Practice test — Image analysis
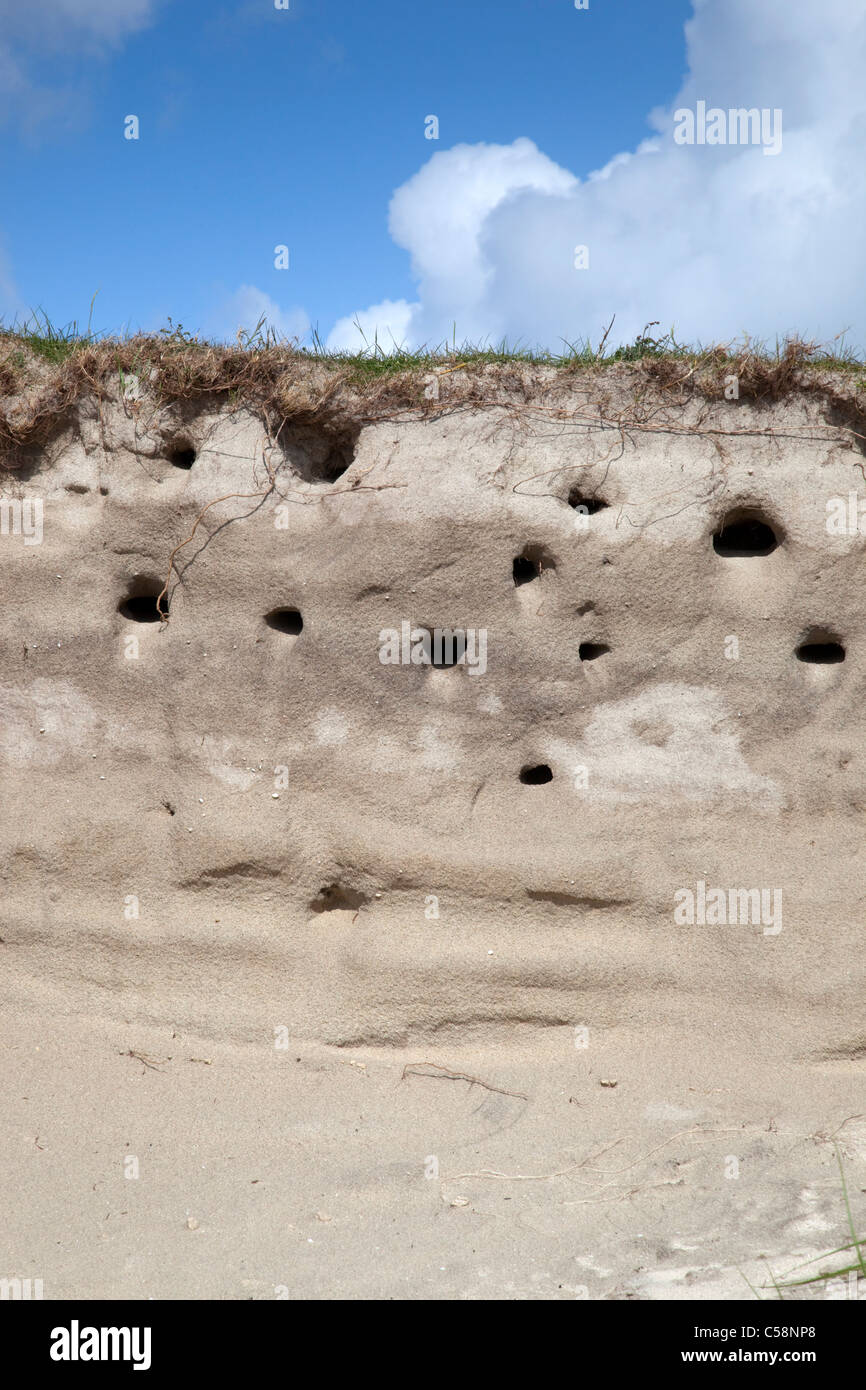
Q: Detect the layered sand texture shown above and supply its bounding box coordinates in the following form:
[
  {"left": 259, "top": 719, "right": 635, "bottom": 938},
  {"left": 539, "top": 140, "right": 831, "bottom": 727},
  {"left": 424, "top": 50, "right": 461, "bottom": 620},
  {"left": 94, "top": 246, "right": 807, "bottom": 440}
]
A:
[{"left": 2, "top": 355, "right": 865, "bottom": 1299}]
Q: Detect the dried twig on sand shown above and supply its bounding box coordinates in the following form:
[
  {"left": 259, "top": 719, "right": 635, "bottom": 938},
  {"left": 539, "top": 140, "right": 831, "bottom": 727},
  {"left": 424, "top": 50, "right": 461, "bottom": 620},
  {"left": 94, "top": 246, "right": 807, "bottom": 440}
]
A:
[{"left": 401, "top": 1061, "right": 528, "bottom": 1101}]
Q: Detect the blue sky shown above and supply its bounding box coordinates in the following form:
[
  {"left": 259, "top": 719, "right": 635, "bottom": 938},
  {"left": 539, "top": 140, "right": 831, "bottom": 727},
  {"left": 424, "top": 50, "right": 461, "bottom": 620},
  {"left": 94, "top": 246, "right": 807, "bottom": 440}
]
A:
[{"left": 1, "top": 0, "right": 864, "bottom": 352}]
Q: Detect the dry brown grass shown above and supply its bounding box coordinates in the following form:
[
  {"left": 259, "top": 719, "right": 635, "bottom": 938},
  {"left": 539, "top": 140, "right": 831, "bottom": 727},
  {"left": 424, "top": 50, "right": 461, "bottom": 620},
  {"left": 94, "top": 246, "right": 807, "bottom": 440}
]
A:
[{"left": 0, "top": 332, "right": 863, "bottom": 466}]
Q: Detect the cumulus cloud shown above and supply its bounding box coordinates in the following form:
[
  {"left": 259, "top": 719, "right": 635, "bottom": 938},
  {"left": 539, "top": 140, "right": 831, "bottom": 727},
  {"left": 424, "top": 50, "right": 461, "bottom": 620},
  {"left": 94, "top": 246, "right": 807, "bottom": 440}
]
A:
[
  {"left": 0, "top": 0, "right": 157, "bottom": 50},
  {"left": 0, "top": 0, "right": 160, "bottom": 302},
  {"left": 327, "top": 299, "right": 415, "bottom": 353},
  {"left": 332, "top": 0, "right": 866, "bottom": 353},
  {"left": 209, "top": 285, "right": 311, "bottom": 344},
  {"left": 0, "top": 0, "right": 158, "bottom": 133}
]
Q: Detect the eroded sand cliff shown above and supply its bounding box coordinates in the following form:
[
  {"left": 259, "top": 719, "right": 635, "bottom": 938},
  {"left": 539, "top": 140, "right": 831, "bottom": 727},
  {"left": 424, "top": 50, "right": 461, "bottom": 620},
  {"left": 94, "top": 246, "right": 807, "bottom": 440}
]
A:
[{"left": 2, "top": 347, "right": 866, "bottom": 1298}]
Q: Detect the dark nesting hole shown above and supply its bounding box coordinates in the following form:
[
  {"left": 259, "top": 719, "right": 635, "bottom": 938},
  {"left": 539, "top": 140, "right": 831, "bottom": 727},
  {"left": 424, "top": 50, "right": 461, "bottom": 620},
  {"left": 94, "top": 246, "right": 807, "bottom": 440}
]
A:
[
  {"left": 0, "top": 443, "right": 42, "bottom": 480},
  {"left": 825, "top": 400, "right": 866, "bottom": 459},
  {"left": 513, "top": 555, "right": 538, "bottom": 586},
  {"left": 169, "top": 442, "right": 196, "bottom": 470},
  {"left": 424, "top": 627, "right": 465, "bottom": 668},
  {"left": 310, "top": 884, "right": 368, "bottom": 913},
  {"left": 118, "top": 581, "right": 165, "bottom": 623},
  {"left": 579, "top": 642, "right": 610, "bottom": 661},
  {"left": 796, "top": 633, "right": 845, "bottom": 664},
  {"left": 513, "top": 544, "right": 556, "bottom": 587},
  {"left": 520, "top": 764, "right": 553, "bottom": 785},
  {"left": 567, "top": 486, "right": 608, "bottom": 513},
  {"left": 315, "top": 446, "right": 353, "bottom": 484},
  {"left": 712, "top": 512, "right": 780, "bottom": 556},
  {"left": 290, "top": 424, "right": 361, "bottom": 484},
  {"left": 265, "top": 607, "right": 303, "bottom": 635}
]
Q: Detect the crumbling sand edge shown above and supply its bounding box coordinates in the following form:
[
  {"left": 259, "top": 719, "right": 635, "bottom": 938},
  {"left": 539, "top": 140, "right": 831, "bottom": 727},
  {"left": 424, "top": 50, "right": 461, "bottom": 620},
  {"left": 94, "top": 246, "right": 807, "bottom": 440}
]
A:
[{"left": 0, "top": 334, "right": 864, "bottom": 463}]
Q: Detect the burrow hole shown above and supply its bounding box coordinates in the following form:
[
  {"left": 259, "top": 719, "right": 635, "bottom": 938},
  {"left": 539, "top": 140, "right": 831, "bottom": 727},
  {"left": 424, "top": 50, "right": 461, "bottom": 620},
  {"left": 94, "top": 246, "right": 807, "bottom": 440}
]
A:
[
  {"left": 796, "top": 629, "right": 845, "bottom": 664},
  {"left": 579, "top": 641, "right": 610, "bottom": 661},
  {"left": 712, "top": 509, "right": 780, "bottom": 557},
  {"left": 417, "top": 626, "right": 465, "bottom": 668},
  {"left": 118, "top": 579, "right": 166, "bottom": 623},
  {"left": 265, "top": 608, "right": 303, "bottom": 635},
  {"left": 289, "top": 424, "right": 361, "bottom": 484},
  {"left": 432, "top": 638, "right": 463, "bottom": 669},
  {"left": 314, "top": 448, "right": 353, "bottom": 484},
  {"left": 310, "top": 884, "right": 368, "bottom": 913},
  {"left": 168, "top": 439, "right": 197, "bottom": 470},
  {"left": 567, "top": 486, "right": 608, "bottom": 514},
  {"left": 513, "top": 544, "right": 556, "bottom": 586},
  {"left": 520, "top": 764, "right": 553, "bottom": 785}
]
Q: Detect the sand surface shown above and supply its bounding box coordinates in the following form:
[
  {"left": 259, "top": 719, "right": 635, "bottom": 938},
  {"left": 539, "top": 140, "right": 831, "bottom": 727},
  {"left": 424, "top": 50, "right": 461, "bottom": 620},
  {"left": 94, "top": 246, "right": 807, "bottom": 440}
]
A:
[
  {"left": 3, "top": 362, "right": 866, "bottom": 1299},
  {"left": 4, "top": 1010, "right": 865, "bottom": 1300}
]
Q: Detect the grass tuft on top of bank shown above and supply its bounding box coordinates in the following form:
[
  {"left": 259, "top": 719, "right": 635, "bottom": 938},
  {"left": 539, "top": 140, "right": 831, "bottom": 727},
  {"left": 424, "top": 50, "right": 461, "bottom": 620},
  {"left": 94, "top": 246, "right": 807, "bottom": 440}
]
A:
[{"left": 1, "top": 310, "right": 864, "bottom": 457}]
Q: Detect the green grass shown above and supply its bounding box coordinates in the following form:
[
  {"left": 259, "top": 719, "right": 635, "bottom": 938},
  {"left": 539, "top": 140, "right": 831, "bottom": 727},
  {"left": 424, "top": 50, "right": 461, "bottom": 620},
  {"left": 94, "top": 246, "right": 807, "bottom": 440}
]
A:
[
  {"left": 749, "top": 1147, "right": 866, "bottom": 1299},
  {"left": 4, "top": 295, "right": 103, "bottom": 364},
  {"left": 2, "top": 307, "right": 864, "bottom": 379},
  {"left": 774, "top": 1148, "right": 866, "bottom": 1294}
]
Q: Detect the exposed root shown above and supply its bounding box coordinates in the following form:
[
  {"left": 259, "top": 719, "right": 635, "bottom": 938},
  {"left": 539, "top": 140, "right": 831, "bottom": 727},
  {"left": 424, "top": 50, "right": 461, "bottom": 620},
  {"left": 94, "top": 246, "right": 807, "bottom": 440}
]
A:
[
  {"left": 401, "top": 1060, "right": 529, "bottom": 1101},
  {"left": 1, "top": 334, "right": 863, "bottom": 469}
]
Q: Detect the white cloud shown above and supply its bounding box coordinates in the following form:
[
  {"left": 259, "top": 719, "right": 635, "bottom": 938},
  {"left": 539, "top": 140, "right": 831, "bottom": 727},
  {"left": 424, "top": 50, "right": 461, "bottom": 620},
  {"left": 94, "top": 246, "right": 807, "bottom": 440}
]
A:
[
  {"left": 329, "top": 139, "right": 576, "bottom": 352},
  {"left": 326, "top": 299, "right": 416, "bottom": 353},
  {"left": 210, "top": 285, "right": 311, "bottom": 344},
  {"left": 0, "top": 0, "right": 159, "bottom": 134},
  {"left": 332, "top": 0, "right": 866, "bottom": 353},
  {"left": 0, "top": 0, "right": 157, "bottom": 49},
  {"left": 0, "top": 0, "right": 160, "bottom": 300}
]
